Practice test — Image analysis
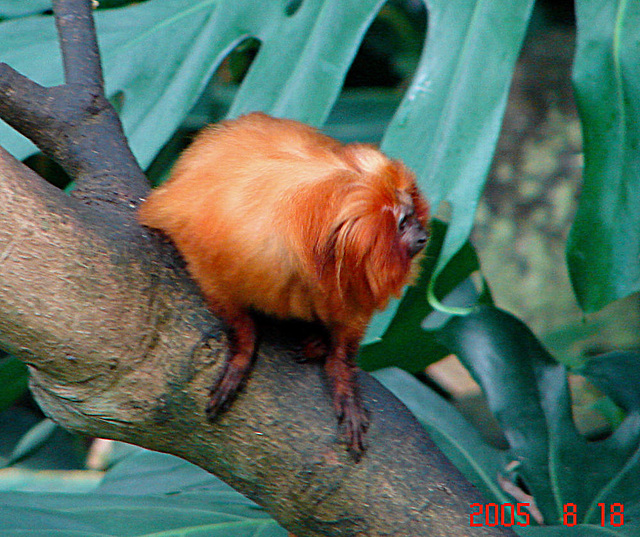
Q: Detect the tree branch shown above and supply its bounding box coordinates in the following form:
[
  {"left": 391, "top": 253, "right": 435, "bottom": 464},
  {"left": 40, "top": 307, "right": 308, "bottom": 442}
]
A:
[
  {"left": 0, "top": 1, "right": 516, "bottom": 536},
  {"left": 53, "top": 0, "right": 104, "bottom": 90},
  {"left": 0, "top": 0, "right": 147, "bottom": 208},
  {"left": 0, "top": 147, "right": 515, "bottom": 536}
]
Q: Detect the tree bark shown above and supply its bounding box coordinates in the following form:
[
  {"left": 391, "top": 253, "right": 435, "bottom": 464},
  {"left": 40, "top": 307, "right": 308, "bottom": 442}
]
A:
[{"left": 0, "top": 1, "right": 516, "bottom": 535}]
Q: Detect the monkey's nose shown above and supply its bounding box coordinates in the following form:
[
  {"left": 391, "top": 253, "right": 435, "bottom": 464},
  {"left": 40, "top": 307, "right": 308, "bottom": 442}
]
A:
[{"left": 410, "top": 227, "right": 429, "bottom": 257}]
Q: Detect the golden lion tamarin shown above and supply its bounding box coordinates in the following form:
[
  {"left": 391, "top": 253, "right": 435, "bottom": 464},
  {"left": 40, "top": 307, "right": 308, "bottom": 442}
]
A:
[{"left": 138, "top": 112, "right": 429, "bottom": 459}]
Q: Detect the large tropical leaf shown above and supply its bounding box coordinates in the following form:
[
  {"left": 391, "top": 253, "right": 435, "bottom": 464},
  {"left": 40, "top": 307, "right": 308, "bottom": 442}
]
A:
[
  {"left": 568, "top": 1, "right": 640, "bottom": 312},
  {"left": 375, "top": 365, "right": 640, "bottom": 535},
  {"left": 0, "top": 355, "right": 27, "bottom": 413},
  {"left": 382, "top": 0, "right": 535, "bottom": 309},
  {"left": 437, "top": 306, "right": 640, "bottom": 532},
  {"left": 0, "top": 449, "right": 287, "bottom": 536},
  {"left": 0, "top": 0, "right": 50, "bottom": 18},
  {"left": 0, "top": 0, "right": 383, "bottom": 168}
]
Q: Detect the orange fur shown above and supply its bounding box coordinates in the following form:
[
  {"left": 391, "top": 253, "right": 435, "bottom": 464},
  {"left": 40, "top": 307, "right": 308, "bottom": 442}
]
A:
[{"left": 138, "top": 112, "right": 429, "bottom": 459}]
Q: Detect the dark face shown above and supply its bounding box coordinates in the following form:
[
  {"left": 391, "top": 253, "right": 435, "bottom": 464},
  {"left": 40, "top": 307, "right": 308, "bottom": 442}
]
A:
[{"left": 398, "top": 206, "right": 428, "bottom": 258}]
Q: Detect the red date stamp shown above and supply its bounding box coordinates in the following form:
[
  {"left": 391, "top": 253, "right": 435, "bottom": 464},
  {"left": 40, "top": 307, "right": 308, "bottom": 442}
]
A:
[
  {"left": 470, "top": 503, "right": 625, "bottom": 527},
  {"left": 470, "top": 503, "right": 530, "bottom": 527}
]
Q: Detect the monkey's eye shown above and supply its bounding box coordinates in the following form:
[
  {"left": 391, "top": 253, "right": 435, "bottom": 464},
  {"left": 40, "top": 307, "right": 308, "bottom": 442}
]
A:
[{"left": 398, "top": 209, "right": 414, "bottom": 231}]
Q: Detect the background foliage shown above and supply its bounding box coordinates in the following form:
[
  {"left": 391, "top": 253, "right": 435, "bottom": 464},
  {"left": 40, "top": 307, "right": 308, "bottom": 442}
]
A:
[{"left": 1, "top": 0, "right": 640, "bottom": 535}]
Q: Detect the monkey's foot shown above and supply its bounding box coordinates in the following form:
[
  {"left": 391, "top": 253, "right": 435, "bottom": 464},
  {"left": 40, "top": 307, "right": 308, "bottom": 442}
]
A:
[
  {"left": 206, "top": 362, "right": 249, "bottom": 418},
  {"left": 336, "top": 393, "right": 370, "bottom": 462}
]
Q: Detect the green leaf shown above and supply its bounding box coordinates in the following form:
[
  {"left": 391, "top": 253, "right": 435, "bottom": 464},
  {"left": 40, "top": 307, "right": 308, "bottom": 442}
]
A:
[
  {"left": 0, "top": 0, "right": 383, "bottom": 168},
  {"left": 0, "top": 355, "right": 28, "bottom": 413},
  {"left": 568, "top": 1, "right": 640, "bottom": 312},
  {"left": 0, "top": 1, "right": 50, "bottom": 19},
  {"left": 381, "top": 0, "right": 535, "bottom": 309},
  {"left": 226, "top": 0, "right": 384, "bottom": 123},
  {"left": 438, "top": 306, "right": 558, "bottom": 522},
  {"left": 3, "top": 419, "right": 57, "bottom": 468},
  {"left": 0, "top": 450, "right": 287, "bottom": 536},
  {"left": 439, "top": 306, "right": 640, "bottom": 527},
  {"left": 580, "top": 351, "right": 640, "bottom": 412},
  {"left": 96, "top": 448, "right": 238, "bottom": 495},
  {"left": 0, "top": 466, "right": 101, "bottom": 494}
]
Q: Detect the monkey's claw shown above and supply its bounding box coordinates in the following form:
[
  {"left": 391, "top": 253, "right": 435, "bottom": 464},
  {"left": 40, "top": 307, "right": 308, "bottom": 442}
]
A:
[
  {"left": 336, "top": 394, "right": 370, "bottom": 461},
  {"left": 206, "top": 363, "right": 248, "bottom": 418}
]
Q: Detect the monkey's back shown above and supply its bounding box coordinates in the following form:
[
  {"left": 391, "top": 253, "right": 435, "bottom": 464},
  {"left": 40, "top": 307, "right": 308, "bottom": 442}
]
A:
[{"left": 138, "top": 113, "right": 356, "bottom": 322}]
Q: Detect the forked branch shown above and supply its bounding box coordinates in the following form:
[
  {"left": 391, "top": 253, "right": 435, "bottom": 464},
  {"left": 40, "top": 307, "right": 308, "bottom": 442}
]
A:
[{"left": 0, "top": 0, "right": 147, "bottom": 206}]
